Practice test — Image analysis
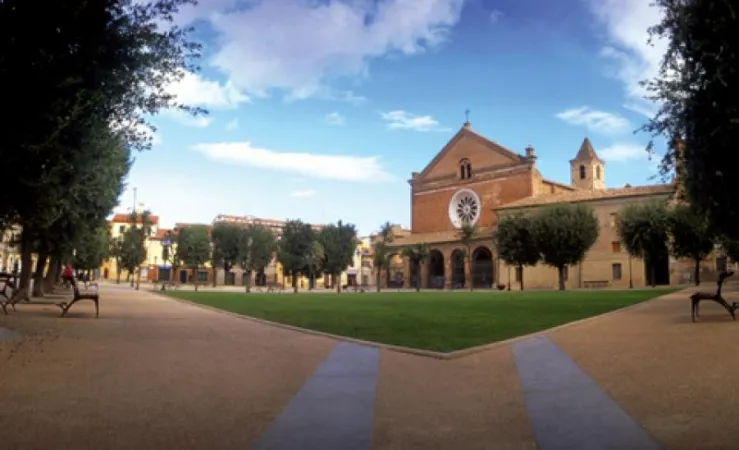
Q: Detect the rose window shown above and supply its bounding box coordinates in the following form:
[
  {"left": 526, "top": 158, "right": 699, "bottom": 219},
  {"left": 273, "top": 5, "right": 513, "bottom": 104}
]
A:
[{"left": 448, "top": 189, "right": 482, "bottom": 228}]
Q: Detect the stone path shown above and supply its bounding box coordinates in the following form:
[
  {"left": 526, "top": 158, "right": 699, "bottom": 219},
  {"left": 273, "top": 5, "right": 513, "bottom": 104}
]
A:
[{"left": 1, "top": 285, "right": 738, "bottom": 449}]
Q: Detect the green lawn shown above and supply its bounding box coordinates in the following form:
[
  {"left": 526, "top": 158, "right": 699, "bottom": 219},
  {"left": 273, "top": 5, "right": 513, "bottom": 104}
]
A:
[{"left": 165, "top": 289, "right": 677, "bottom": 352}]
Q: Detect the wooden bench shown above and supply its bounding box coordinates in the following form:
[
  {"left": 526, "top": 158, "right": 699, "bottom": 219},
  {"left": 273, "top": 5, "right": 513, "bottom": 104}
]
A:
[
  {"left": 583, "top": 280, "right": 610, "bottom": 289},
  {"left": 55, "top": 278, "right": 99, "bottom": 318}
]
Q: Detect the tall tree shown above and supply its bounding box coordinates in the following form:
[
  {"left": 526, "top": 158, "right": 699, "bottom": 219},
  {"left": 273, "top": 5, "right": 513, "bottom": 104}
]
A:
[
  {"left": 617, "top": 201, "right": 671, "bottom": 287},
  {"left": 668, "top": 204, "right": 715, "bottom": 285},
  {"left": 211, "top": 222, "right": 241, "bottom": 287},
  {"left": 494, "top": 213, "right": 540, "bottom": 291},
  {"left": 276, "top": 220, "right": 315, "bottom": 293},
  {"left": 533, "top": 204, "right": 599, "bottom": 291},
  {"left": 73, "top": 224, "right": 110, "bottom": 277},
  {"left": 161, "top": 229, "right": 181, "bottom": 287},
  {"left": 304, "top": 240, "right": 325, "bottom": 290},
  {"left": 642, "top": 0, "right": 739, "bottom": 240},
  {"left": 372, "top": 222, "right": 394, "bottom": 292},
  {"left": 178, "top": 225, "right": 211, "bottom": 292},
  {"left": 401, "top": 243, "right": 430, "bottom": 292},
  {"left": 456, "top": 221, "right": 477, "bottom": 291},
  {"left": 318, "top": 221, "right": 358, "bottom": 293},
  {"left": 238, "top": 224, "right": 277, "bottom": 293}
]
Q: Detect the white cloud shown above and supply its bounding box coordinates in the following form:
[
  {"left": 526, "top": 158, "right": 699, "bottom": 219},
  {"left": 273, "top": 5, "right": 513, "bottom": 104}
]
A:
[
  {"left": 165, "top": 70, "right": 250, "bottom": 109},
  {"left": 325, "top": 112, "right": 346, "bottom": 126},
  {"left": 225, "top": 119, "right": 239, "bottom": 130},
  {"left": 290, "top": 189, "right": 316, "bottom": 198},
  {"left": 178, "top": 0, "right": 464, "bottom": 100},
  {"left": 586, "top": 0, "right": 667, "bottom": 117},
  {"left": 555, "top": 107, "right": 631, "bottom": 134},
  {"left": 599, "top": 143, "right": 649, "bottom": 162},
  {"left": 192, "top": 142, "right": 394, "bottom": 183},
  {"left": 490, "top": 10, "right": 503, "bottom": 24},
  {"left": 380, "top": 110, "right": 450, "bottom": 132}
]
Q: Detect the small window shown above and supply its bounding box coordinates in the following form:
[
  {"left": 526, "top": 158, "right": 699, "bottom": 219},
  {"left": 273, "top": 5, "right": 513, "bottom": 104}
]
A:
[
  {"left": 515, "top": 266, "right": 522, "bottom": 282},
  {"left": 612, "top": 263, "right": 622, "bottom": 280},
  {"left": 466, "top": 162, "right": 471, "bottom": 179},
  {"left": 119, "top": 225, "right": 125, "bottom": 234},
  {"left": 197, "top": 271, "right": 208, "bottom": 282},
  {"left": 579, "top": 165, "right": 586, "bottom": 180},
  {"left": 610, "top": 213, "right": 618, "bottom": 228},
  {"left": 596, "top": 165, "right": 601, "bottom": 180},
  {"left": 611, "top": 241, "right": 621, "bottom": 253},
  {"left": 459, "top": 159, "right": 471, "bottom": 180},
  {"left": 460, "top": 165, "right": 465, "bottom": 179}
]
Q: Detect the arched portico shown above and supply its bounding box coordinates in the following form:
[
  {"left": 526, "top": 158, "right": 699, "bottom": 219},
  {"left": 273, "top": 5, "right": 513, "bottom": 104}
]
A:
[
  {"left": 428, "top": 250, "right": 444, "bottom": 289},
  {"left": 471, "top": 246, "right": 494, "bottom": 288},
  {"left": 451, "top": 249, "right": 466, "bottom": 289},
  {"left": 387, "top": 253, "right": 405, "bottom": 288}
]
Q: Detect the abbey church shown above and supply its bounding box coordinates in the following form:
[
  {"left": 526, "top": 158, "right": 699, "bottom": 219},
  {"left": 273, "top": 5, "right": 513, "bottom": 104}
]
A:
[{"left": 384, "top": 121, "right": 719, "bottom": 290}]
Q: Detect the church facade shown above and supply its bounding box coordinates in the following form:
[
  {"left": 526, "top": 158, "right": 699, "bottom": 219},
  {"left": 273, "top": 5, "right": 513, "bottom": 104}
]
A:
[{"left": 384, "top": 122, "right": 722, "bottom": 290}]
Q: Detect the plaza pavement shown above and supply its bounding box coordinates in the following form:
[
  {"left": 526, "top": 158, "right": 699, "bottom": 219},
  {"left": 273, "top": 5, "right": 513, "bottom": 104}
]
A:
[{"left": 1, "top": 283, "right": 739, "bottom": 449}]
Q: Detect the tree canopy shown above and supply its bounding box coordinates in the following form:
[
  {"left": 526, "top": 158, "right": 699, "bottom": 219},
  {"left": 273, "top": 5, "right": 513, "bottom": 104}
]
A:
[
  {"left": 668, "top": 204, "right": 715, "bottom": 285},
  {"left": 401, "top": 243, "right": 430, "bottom": 292},
  {"left": 495, "top": 213, "right": 540, "bottom": 291},
  {"left": 318, "top": 221, "right": 358, "bottom": 293},
  {"left": 277, "top": 220, "right": 316, "bottom": 293},
  {"left": 211, "top": 222, "right": 241, "bottom": 286},
  {"left": 238, "top": 224, "right": 277, "bottom": 293},
  {"left": 532, "top": 204, "right": 599, "bottom": 290},
  {"left": 616, "top": 201, "right": 671, "bottom": 286},
  {"left": 643, "top": 0, "right": 739, "bottom": 239},
  {"left": 177, "top": 225, "right": 211, "bottom": 291}
]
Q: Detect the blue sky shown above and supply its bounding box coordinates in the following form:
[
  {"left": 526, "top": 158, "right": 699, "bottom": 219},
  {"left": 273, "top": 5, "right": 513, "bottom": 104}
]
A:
[{"left": 118, "top": 0, "right": 668, "bottom": 236}]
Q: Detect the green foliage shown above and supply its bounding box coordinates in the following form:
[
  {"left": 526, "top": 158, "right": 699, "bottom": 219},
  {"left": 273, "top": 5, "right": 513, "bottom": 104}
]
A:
[
  {"left": 277, "top": 220, "right": 316, "bottom": 292},
  {"left": 318, "top": 221, "right": 358, "bottom": 291},
  {"left": 617, "top": 201, "right": 671, "bottom": 261},
  {"left": 642, "top": 0, "right": 739, "bottom": 239},
  {"left": 668, "top": 204, "right": 715, "bottom": 285},
  {"left": 533, "top": 204, "right": 599, "bottom": 290},
  {"left": 73, "top": 225, "right": 110, "bottom": 271},
  {"left": 119, "top": 211, "right": 154, "bottom": 275},
  {"left": 211, "top": 222, "right": 242, "bottom": 277},
  {"left": 372, "top": 222, "right": 395, "bottom": 292},
  {"left": 238, "top": 224, "right": 278, "bottom": 289},
  {"left": 178, "top": 225, "right": 211, "bottom": 270},
  {"left": 495, "top": 213, "right": 540, "bottom": 291},
  {"left": 401, "top": 243, "right": 430, "bottom": 292}
]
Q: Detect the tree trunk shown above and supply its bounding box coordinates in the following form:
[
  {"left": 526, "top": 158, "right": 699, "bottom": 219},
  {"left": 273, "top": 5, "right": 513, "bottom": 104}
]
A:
[
  {"left": 129, "top": 270, "right": 134, "bottom": 287},
  {"left": 245, "top": 269, "right": 252, "bottom": 293},
  {"left": 292, "top": 271, "right": 298, "bottom": 293},
  {"left": 135, "top": 267, "right": 141, "bottom": 290},
  {"left": 376, "top": 267, "right": 382, "bottom": 292},
  {"left": 212, "top": 266, "right": 218, "bottom": 287},
  {"left": 694, "top": 257, "right": 701, "bottom": 286},
  {"left": 31, "top": 251, "right": 48, "bottom": 297},
  {"left": 194, "top": 267, "right": 199, "bottom": 292},
  {"left": 336, "top": 273, "right": 341, "bottom": 293},
  {"left": 557, "top": 266, "right": 566, "bottom": 291},
  {"left": 650, "top": 264, "right": 656, "bottom": 288},
  {"left": 12, "top": 230, "right": 34, "bottom": 302},
  {"left": 518, "top": 264, "right": 525, "bottom": 291},
  {"left": 44, "top": 254, "right": 62, "bottom": 292}
]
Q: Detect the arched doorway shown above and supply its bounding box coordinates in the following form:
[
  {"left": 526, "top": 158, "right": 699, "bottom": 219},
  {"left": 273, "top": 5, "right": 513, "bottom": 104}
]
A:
[
  {"left": 451, "top": 249, "right": 466, "bottom": 289},
  {"left": 428, "top": 250, "right": 444, "bottom": 289},
  {"left": 387, "top": 253, "right": 404, "bottom": 288},
  {"left": 472, "top": 247, "right": 494, "bottom": 288}
]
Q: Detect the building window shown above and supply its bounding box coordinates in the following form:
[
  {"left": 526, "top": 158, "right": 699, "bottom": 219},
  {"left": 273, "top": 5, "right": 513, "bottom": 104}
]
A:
[
  {"left": 460, "top": 159, "right": 472, "bottom": 180},
  {"left": 119, "top": 225, "right": 125, "bottom": 234},
  {"left": 515, "top": 266, "right": 522, "bottom": 282},
  {"left": 596, "top": 166, "right": 601, "bottom": 180},
  {"left": 612, "top": 263, "right": 622, "bottom": 280},
  {"left": 579, "top": 165, "right": 586, "bottom": 180},
  {"left": 197, "top": 271, "right": 208, "bottom": 282},
  {"left": 611, "top": 241, "right": 621, "bottom": 253}
]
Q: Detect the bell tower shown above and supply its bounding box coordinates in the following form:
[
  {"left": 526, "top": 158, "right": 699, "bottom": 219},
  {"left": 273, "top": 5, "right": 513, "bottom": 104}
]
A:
[{"left": 570, "top": 137, "right": 605, "bottom": 190}]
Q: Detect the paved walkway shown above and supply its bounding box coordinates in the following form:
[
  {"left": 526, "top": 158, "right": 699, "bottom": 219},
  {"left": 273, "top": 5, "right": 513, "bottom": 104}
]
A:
[{"left": 1, "top": 285, "right": 738, "bottom": 449}]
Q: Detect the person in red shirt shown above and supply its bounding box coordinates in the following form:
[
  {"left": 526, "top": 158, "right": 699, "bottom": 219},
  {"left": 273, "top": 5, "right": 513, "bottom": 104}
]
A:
[{"left": 62, "top": 264, "right": 74, "bottom": 287}]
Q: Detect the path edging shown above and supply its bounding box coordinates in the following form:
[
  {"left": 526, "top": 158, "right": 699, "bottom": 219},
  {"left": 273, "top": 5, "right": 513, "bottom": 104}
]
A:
[{"left": 151, "top": 288, "right": 686, "bottom": 360}]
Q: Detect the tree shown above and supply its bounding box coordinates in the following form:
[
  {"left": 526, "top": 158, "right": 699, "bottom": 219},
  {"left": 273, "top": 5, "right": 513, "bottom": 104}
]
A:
[
  {"left": 277, "top": 220, "right": 315, "bottom": 293},
  {"left": 401, "top": 243, "right": 430, "bottom": 292},
  {"left": 372, "top": 222, "right": 394, "bottom": 292},
  {"left": 178, "top": 225, "right": 211, "bottom": 292},
  {"left": 304, "top": 240, "right": 325, "bottom": 290},
  {"left": 318, "top": 221, "right": 358, "bottom": 293},
  {"left": 642, "top": 0, "right": 739, "bottom": 240},
  {"left": 211, "top": 222, "right": 241, "bottom": 287},
  {"left": 617, "top": 201, "right": 671, "bottom": 287},
  {"left": 532, "top": 204, "right": 599, "bottom": 291},
  {"left": 667, "top": 204, "right": 715, "bottom": 285},
  {"left": 0, "top": 0, "right": 201, "bottom": 298},
  {"left": 494, "top": 213, "right": 540, "bottom": 291},
  {"left": 73, "top": 225, "right": 110, "bottom": 276},
  {"left": 161, "top": 229, "right": 182, "bottom": 287},
  {"left": 456, "top": 221, "right": 477, "bottom": 291},
  {"left": 238, "top": 224, "right": 277, "bottom": 293}
]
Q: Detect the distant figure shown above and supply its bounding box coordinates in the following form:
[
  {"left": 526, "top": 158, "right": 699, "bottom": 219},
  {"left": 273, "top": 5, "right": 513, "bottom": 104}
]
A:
[{"left": 62, "top": 264, "right": 74, "bottom": 287}]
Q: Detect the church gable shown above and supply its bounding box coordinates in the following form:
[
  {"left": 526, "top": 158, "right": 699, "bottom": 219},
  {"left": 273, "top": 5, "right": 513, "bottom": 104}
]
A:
[{"left": 417, "top": 126, "right": 526, "bottom": 182}]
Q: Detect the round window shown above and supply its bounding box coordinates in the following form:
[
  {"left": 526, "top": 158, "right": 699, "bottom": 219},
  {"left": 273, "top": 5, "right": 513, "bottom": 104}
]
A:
[{"left": 448, "top": 189, "right": 481, "bottom": 228}]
